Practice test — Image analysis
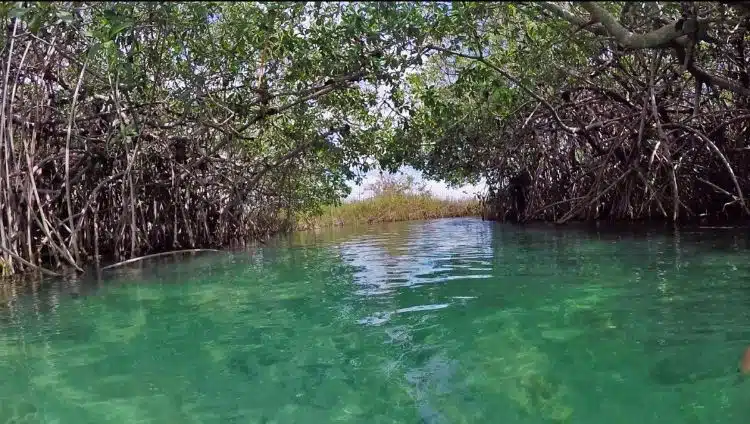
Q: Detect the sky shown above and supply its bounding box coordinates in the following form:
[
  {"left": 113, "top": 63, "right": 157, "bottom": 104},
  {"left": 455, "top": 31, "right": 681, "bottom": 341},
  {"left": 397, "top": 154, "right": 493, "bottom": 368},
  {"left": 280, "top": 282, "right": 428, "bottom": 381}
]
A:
[{"left": 345, "top": 166, "right": 487, "bottom": 202}]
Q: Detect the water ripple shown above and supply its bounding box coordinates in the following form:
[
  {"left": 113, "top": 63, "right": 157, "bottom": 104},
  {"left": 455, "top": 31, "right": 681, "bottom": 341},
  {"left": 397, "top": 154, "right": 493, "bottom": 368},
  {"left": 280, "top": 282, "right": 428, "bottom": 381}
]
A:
[{"left": 339, "top": 219, "right": 494, "bottom": 302}]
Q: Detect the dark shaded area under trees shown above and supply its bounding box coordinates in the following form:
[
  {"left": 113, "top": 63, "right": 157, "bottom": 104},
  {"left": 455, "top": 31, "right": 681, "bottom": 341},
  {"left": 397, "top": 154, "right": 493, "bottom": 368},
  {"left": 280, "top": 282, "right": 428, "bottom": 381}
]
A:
[{"left": 1, "top": 2, "right": 750, "bottom": 277}]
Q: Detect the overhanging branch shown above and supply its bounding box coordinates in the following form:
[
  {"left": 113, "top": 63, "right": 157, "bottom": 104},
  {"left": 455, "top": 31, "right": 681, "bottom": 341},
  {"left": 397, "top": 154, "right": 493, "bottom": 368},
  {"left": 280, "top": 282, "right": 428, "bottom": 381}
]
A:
[
  {"left": 539, "top": 2, "right": 696, "bottom": 49},
  {"left": 540, "top": 2, "right": 750, "bottom": 98},
  {"left": 425, "top": 45, "right": 582, "bottom": 134},
  {"left": 578, "top": 2, "right": 695, "bottom": 49}
]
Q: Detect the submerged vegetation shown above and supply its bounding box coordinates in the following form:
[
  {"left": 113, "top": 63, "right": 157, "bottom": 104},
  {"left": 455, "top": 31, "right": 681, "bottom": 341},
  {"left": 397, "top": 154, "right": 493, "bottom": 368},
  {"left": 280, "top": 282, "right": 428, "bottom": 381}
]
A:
[
  {"left": 1, "top": 1, "right": 749, "bottom": 276},
  {"left": 296, "top": 174, "right": 480, "bottom": 230}
]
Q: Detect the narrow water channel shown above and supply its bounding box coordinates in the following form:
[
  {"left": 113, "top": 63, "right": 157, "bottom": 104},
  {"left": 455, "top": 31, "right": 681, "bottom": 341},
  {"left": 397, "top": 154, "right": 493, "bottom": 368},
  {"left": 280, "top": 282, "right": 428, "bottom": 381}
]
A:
[{"left": 1, "top": 218, "right": 749, "bottom": 423}]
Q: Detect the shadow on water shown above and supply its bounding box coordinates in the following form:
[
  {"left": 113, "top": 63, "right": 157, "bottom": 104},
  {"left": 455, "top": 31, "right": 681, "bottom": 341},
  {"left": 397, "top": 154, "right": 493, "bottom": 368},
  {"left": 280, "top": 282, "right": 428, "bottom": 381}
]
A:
[{"left": 2, "top": 217, "right": 750, "bottom": 423}]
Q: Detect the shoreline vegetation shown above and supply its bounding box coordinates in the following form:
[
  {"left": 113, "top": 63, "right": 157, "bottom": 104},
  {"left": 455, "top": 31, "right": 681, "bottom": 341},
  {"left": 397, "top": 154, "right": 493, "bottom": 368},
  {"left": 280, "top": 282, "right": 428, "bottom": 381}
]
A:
[
  {"left": 295, "top": 174, "right": 480, "bottom": 231},
  {"left": 295, "top": 195, "right": 480, "bottom": 231},
  {"left": 2, "top": 3, "right": 750, "bottom": 278}
]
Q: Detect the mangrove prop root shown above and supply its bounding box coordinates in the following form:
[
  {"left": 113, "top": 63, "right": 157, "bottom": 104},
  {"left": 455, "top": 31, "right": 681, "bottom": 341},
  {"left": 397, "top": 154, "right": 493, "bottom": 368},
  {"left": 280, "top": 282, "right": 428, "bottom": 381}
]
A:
[
  {"left": 100, "top": 249, "right": 221, "bottom": 271},
  {"left": 0, "top": 21, "right": 318, "bottom": 277}
]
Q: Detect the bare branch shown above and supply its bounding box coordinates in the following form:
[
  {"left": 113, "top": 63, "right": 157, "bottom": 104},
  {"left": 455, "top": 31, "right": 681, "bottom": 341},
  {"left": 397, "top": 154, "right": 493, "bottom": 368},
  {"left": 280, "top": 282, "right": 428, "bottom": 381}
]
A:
[
  {"left": 537, "top": 2, "right": 608, "bottom": 36},
  {"left": 579, "top": 2, "right": 695, "bottom": 49}
]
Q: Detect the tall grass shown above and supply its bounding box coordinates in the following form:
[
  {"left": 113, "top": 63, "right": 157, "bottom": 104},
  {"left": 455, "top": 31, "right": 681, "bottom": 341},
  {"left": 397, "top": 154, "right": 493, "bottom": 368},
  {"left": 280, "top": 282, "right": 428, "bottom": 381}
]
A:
[{"left": 296, "top": 174, "right": 481, "bottom": 230}]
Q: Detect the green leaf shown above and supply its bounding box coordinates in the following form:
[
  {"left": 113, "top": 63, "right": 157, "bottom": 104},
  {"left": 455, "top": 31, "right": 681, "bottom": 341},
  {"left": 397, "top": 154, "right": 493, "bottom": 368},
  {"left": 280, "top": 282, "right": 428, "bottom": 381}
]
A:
[
  {"left": 9, "top": 6, "right": 26, "bottom": 19},
  {"left": 87, "top": 42, "right": 103, "bottom": 61},
  {"left": 56, "top": 10, "right": 74, "bottom": 24},
  {"left": 102, "top": 9, "right": 118, "bottom": 22},
  {"left": 108, "top": 20, "right": 132, "bottom": 40},
  {"left": 28, "top": 14, "right": 42, "bottom": 34}
]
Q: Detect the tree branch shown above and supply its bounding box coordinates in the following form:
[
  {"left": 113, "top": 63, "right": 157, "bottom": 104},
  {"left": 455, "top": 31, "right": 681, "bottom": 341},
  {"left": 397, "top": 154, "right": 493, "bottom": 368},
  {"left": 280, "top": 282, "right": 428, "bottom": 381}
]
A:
[
  {"left": 672, "top": 42, "right": 750, "bottom": 97},
  {"left": 541, "top": 2, "right": 750, "bottom": 98},
  {"left": 578, "top": 2, "right": 697, "bottom": 49},
  {"left": 537, "top": 2, "right": 608, "bottom": 36},
  {"left": 180, "top": 70, "right": 366, "bottom": 179},
  {"left": 539, "top": 2, "right": 698, "bottom": 49},
  {"left": 425, "top": 45, "right": 582, "bottom": 134}
]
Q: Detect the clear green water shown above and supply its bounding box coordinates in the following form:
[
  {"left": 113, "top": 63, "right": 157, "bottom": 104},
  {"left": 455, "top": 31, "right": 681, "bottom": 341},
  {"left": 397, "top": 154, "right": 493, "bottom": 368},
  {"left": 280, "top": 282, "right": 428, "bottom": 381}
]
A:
[{"left": 2, "top": 218, "right": 750, "bottom": 423}]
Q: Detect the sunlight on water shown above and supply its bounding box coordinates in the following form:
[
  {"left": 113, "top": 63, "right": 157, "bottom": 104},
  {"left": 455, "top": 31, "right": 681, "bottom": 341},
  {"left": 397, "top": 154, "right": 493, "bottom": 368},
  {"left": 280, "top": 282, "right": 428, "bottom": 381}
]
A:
[{"left": 1, "top": 218, "right": 750, "bottom": 423}]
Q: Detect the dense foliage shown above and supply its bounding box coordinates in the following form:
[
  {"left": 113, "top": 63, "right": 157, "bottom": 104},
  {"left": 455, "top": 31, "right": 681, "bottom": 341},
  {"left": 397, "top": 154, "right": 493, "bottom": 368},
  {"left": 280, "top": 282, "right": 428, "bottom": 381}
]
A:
[
  {"left": 395, "top": 2, "right": 750, "bottom": 224},
  {"left": 2, "top": 1, "right": 750, "bottom": 276},
  {"left": 0, "top": 1, "right": 438, "bottom": 275}
]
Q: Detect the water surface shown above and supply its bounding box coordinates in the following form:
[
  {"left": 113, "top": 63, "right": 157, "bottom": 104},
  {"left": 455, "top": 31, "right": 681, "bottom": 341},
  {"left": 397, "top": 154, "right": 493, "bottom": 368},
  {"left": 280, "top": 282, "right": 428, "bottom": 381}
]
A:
[{"left": 1, "top": 218, "right": 750, "bottom": 423}]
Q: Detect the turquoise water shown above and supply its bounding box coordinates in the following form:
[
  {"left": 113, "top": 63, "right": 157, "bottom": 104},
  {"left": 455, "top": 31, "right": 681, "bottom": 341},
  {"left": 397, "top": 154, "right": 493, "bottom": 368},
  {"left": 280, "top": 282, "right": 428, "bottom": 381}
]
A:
[{"left": 1, "top": 218, "right": 750, "bottom": 423}]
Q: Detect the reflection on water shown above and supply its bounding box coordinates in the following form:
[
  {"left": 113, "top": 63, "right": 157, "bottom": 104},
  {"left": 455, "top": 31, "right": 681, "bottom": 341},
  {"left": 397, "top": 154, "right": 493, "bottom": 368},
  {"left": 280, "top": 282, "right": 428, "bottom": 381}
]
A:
[{"left": 1, "top": 218, "right": 750, "bottom": 423}]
